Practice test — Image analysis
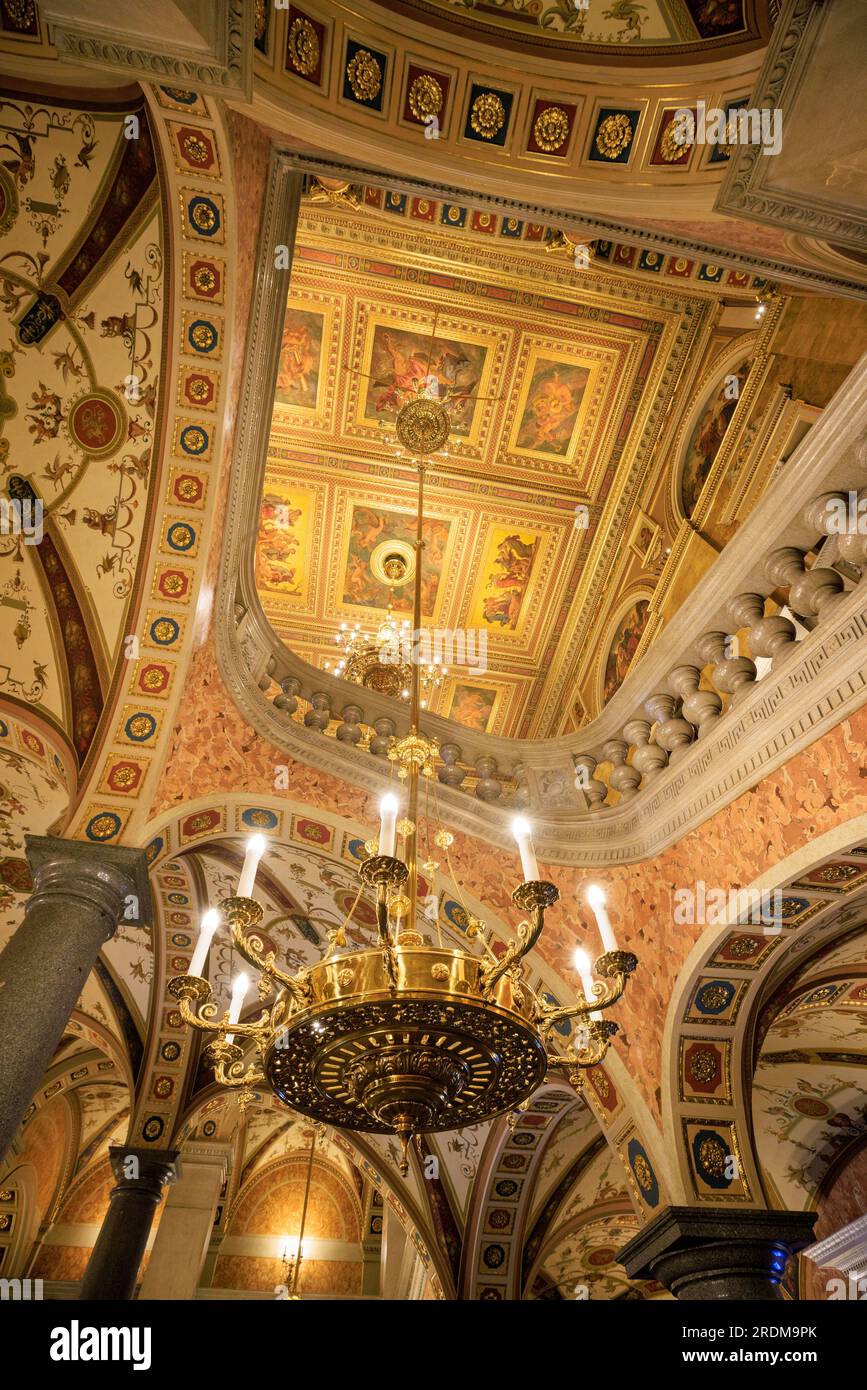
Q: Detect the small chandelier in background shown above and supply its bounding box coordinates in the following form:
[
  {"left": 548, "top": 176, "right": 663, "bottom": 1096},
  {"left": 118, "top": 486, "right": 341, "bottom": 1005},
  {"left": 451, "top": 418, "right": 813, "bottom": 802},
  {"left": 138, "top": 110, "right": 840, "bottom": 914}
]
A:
[{"left": 323, "top": 570, "right": 447, "bottom": 709}]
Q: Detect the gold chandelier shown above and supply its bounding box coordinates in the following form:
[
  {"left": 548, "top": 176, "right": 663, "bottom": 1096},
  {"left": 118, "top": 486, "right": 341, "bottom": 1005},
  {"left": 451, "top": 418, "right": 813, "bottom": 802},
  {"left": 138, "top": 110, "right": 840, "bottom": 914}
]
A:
[
  {"left": 169, "top": 392, "right": 637, "bottom": 1173},
  {"left": 323, "top": 583, "right": 447, "bottom": 708}
]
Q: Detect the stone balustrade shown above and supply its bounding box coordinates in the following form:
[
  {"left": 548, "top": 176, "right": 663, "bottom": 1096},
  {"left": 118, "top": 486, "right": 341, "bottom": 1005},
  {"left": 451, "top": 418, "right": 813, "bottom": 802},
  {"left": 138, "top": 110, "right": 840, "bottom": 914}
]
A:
[{"left": 222, "top": 351, "right": 867, "bottom": 855}]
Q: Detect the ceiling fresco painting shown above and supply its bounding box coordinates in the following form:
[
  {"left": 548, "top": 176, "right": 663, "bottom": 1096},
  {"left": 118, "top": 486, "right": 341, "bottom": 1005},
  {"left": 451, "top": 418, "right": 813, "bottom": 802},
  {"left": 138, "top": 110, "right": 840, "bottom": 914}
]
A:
[
  {"left": 0, "top": 89, "right": 163, "bottom": 769},
  {"left": 0, "top": 0, "right": 866, "bottom": 1316},
  {"left": 256, "top": 189, "right": 770, "bottom": 737},
  {"left": 379, "top": 0, "right": 763, "bottom": 54}
]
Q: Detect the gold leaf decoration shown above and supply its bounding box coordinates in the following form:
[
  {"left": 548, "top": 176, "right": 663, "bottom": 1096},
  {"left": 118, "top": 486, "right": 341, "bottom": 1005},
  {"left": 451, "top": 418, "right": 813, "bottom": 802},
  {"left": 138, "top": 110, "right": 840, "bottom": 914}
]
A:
[
  {"left": 470, "top": 91, "right": 506, "bottom": 140},
  {"left": 659, "top": 120, "right": 691, "bottom": 163},
  {"left": 409, "top": 73, "right": 443, "bottom": 121},
  {"left": 287, "top": 16, "right": 319, "bottom": 76},
  {"left": 346, "top": 48, "right": 382, "bottom": 102},
  {"left": 594, "top": 112, "right": 634, "bottom": 160},
  {"left": 534, "top": 105, "right": 570, "bottom": 152}
]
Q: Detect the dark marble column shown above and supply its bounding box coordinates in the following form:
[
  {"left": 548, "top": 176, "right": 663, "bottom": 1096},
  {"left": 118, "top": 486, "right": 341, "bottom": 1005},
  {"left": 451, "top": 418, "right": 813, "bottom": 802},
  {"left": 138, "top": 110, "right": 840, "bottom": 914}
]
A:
[
  {"left": 618, "top": 1206, "right": 817, "bottom": 1300},
  {"left": 0, "top": 836, "right": 152, "bottom": 1160},
  {"left": 80, "top": 1147, "right": 179, "bottom": 1301}
]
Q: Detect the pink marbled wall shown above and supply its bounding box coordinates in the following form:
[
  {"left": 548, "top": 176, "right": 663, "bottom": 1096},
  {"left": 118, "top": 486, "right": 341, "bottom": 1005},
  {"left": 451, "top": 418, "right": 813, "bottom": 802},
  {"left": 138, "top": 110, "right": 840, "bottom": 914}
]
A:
[
  {"left": 150, "top": 645, "right": 867, "bottom": 1127},
  {"left": 802, "top": 1140, "right": 867, "bottom": 1299}
]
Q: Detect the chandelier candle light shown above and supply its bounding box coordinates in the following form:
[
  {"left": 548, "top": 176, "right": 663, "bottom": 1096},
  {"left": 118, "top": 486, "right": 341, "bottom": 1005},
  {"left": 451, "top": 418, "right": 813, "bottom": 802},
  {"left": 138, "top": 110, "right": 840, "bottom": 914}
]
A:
[{"left": 169, "top": 378, "right": 638, "bottom": 1173}]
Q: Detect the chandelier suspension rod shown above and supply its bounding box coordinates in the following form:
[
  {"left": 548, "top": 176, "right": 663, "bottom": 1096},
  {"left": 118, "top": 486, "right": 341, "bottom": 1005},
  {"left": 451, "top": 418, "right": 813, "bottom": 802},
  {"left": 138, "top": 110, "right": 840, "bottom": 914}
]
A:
[
  {"left": 407, "top": 458, "right": 426, "bottom": 933},
  {"left": 291, "top": 1127, "right": 318, "bottom": 1299}
]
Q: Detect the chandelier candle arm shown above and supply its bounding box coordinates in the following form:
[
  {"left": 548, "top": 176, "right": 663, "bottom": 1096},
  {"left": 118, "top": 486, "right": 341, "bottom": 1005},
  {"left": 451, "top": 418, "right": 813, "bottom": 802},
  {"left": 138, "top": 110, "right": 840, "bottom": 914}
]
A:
[
  {"left": 378, "top": 793, "right": 399, "bottom": 858},
  {"left": 573, "top": 947, "right": 603, "bottom": 1021},
  {"left": 511, "top": 816, "right": 540, "bottom": 883},
  {"left": 237, "top": 835, "right": 266, "bottom": 898},
  {"left": 481, "top": 878, "right": 560, "bottom": 994},
  {"left": 167, "top": 390, "right": 638, "bottom": 1154},
  {"left": 587, "top": 884, "right": 618, "bottom": 953},
  {"left": 188, "top": 907, "right": 220, "bottom": 978},
  {"left": 222, "top": 896, "right": 311, "bottom": 1004}
]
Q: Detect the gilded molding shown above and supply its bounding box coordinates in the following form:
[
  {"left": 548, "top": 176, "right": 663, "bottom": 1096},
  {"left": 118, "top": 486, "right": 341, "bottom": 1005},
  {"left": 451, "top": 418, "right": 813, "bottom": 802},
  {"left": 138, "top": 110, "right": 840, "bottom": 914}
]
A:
[
  {"left": 215, "top": 152, "right": 867, "bottom": 868},
  {"left": 716, "top": 0, "right": 867, "bottom": 253},
  {"left": 51, "top": 0, "right": 253, "bottom": 99}
]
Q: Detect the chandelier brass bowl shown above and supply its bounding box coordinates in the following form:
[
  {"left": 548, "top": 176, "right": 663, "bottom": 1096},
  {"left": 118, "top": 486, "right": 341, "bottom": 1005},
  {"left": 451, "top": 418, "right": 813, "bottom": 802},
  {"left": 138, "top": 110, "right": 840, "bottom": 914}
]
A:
[
  {"left": 395, "top": 396, "right": 450, "bottom": 455},
  {"left": 264, "top": 944, "right": 549, "bottom": 1144},
  {"left": 168, "top": 368, "right": 638, "bottom": 1174}
]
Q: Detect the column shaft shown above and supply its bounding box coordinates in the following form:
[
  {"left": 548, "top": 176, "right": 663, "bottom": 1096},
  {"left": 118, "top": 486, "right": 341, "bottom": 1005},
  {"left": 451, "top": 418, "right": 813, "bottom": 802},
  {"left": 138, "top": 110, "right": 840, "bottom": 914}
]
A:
[
  {"left": 0, "top": 839, "right": 150, "bottom": 1160},
  {"left": 80, "top": 1147, "right": 178, "bottom": 1301}
]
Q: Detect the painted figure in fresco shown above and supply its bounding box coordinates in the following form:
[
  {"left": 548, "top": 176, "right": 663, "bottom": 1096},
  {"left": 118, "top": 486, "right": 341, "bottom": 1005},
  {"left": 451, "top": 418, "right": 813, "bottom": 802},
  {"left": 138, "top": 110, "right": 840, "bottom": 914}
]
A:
[
  {"left": 481, "top": 534, "right": 537, "bottom": 630},
  {"left": 351, "top": 507, "right": 385, "bottom": 552},
  {"left": 685, "top": 0, "right": 743, "bottom": 38},
  {"left": 517, "top": 363, "right": 588, "bottom": 454},
  {"left": 256, "top": 498, "right": 303, "bottom": 593},
  {"left": 681, "top": 362, "right": 748, "bottom": 518},
  {"left": 451, "top": 686, "right": 493, "bottom": 732},
  {"left": 603, "top": 599, "right": 649, "bottom": 705},
  {"left": 602, "top": 2, "right": 648, "bottom": 41},
  {"left": 343, "top": 505, "right": 449, "bottom": 615},
  {"left": 371, "top": 331, "right": 429, "bottom": 413},
  {"left": 277, "top": 317, "right": 317, "bottom": 403},
  {"left": 366, "top": 327, "right": 482, "bottom": 428}
]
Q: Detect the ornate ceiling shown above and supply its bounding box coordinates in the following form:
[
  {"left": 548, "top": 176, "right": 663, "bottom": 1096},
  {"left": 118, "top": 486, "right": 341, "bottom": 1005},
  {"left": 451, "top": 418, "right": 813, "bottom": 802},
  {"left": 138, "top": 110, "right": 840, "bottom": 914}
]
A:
[
  {"left": 0, "top": 90, "right": 161, "bottom": 767},
  {"left": 752, "top": 933, "right": 867, "bottom": 1212},
  {"left": 257, "top": 181, "right": 761, "bottom": 738},
  {"left": 0, "top": 0, "right": 866, "bottom": 1305},
  {"left": 379, "top": 0, "right": 771, "bottom": 57}
]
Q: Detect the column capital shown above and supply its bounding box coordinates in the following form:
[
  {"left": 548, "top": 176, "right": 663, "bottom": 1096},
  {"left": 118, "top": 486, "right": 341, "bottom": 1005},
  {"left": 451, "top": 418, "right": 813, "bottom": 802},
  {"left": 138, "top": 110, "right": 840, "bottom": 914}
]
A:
[
  {"left": 25, "top": 835, "right": 153, "bottom": 930},
  {"left": 177, "top": 1142, "right": 232, "bottom": 1178},
  {"left": 108, "top": 1146, "right": 179, "bottom": 1199},
  {"left": 619, "top": 1206, "right": 817, "bottom": 1300}
]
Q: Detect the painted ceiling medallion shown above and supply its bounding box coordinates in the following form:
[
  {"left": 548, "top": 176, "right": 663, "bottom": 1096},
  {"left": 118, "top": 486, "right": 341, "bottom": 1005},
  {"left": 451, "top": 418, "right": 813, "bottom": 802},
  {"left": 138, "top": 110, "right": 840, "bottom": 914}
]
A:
[
  {"left": 395, "top": 396, "right": 450, "bottom": 455},
  {"left": 409, "top": 73, "right": 443, "bottom": 121},
  {"left": 346, "top": 48, "right": 382, "bottom": 103},
  {"left": 287, "top": 16, "right": 320, "bottom": 75},
  {"left": 533, "top": 105, "right": 569, "bottom": 153},
  {"left": 595, "top": 113, "right": 634, "bottom": 160},
  {"left": 470, "top": 91, "right": 506, "bottom": 141}
]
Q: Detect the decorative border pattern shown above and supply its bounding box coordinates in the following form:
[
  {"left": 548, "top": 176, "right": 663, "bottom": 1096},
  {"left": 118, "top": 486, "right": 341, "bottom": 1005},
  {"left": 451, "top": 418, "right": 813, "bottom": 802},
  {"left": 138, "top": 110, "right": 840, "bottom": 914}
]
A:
[{"left": 51, "top": 1, "right": 253, "bottom": 101}]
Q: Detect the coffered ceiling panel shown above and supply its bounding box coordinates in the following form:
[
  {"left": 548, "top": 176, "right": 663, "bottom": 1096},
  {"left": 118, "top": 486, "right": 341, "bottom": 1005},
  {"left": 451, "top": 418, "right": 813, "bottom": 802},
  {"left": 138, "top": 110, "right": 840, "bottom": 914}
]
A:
[{"left": 256, "top": 186, "right": 751, "bottom": 737}]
